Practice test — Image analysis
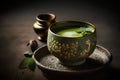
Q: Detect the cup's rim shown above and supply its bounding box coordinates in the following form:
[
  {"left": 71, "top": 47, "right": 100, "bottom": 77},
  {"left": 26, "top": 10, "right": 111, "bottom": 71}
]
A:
[
  {"left": 49, "top": 20, "right": 96, "bottom": 39},
  {"left": 36, "top": 13, "right": 56, "bottom": 22}
]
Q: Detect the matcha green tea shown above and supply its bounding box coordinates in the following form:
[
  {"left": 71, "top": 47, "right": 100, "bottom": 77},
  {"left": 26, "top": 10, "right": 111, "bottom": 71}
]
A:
[{"left": 57, "top": 27, "right": 95, "bottom": 37}]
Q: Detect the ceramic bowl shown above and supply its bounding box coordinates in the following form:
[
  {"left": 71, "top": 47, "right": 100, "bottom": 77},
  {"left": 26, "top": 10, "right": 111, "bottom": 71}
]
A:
[{"left": 47, "top": 21, "right": 97, "bottom": 66}]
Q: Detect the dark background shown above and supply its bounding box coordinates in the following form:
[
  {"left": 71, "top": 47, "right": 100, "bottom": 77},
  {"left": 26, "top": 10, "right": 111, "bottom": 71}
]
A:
[{"left": 0, "top": 0, "right": 120, "bottom": 80}]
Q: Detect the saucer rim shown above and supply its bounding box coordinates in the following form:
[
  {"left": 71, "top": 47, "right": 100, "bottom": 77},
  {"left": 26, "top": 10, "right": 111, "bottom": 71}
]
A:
[{"left": 32, "top": 45, "right": 112, "bottom": 74}]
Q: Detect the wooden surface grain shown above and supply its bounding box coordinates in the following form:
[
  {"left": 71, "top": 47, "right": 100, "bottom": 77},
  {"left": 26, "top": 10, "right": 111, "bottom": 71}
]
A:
[{"left": 0, "top": 0, "right": 120, "bottom": 80}]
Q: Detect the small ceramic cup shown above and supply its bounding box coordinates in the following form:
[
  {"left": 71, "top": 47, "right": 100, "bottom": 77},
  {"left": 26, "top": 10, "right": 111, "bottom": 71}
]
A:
[
  {"left": 47, "top": 21, "right": 97, "bottom": 66},
  {"left": 33, "top": 13, "right": 56, "bottom": 42}
]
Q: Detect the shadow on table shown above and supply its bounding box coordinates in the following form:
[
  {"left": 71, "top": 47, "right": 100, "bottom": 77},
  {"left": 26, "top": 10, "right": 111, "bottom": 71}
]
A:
[{"left": 41, "top": 66, "right": 120, "bottom": 80}]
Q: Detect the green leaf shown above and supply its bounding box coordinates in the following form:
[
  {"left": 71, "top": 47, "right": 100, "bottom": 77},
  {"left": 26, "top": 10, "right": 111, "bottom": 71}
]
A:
[
  {"left": 19, "top": 58, "right": 29, "bottom": 69},
  {"left": 19, "top": 57, "right": 36, "bottom": 71},
  {"left": 28, "top": 58, "right": 36, "bottom": 71}
]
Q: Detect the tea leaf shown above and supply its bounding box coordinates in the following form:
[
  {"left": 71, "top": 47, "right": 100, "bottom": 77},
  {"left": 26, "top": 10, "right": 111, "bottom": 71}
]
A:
[
  {"left": 19, "top": 57, "right": 36, "bottom": 71},
  {"left": 19, "top": 58, "right": 29, "bottom": 69},
  {"left": 28, "top": 58, "right": 36, "bottom": 71}
]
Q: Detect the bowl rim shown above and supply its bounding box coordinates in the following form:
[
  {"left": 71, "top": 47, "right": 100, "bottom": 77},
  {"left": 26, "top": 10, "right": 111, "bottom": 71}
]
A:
[
  {"left": 48, "top": 20, "right": 96, "bottom": 39},
  {"left": 36, "top": 13, "right": 56, "bottom": 22}
]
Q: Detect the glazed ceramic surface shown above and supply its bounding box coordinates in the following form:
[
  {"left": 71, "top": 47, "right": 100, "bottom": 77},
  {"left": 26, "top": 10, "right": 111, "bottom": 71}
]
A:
[
  {"left": 47, "top": 21, "right": 97, "bottom": 66},
  {"left": 33, "top": 45, "right": 112, "bottom": 76}
]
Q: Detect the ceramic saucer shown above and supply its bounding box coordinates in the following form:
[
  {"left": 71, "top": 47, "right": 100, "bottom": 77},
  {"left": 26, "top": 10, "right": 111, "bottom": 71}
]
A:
[{"left": 33, "top": 45, "right": 112, "bottom": 76}]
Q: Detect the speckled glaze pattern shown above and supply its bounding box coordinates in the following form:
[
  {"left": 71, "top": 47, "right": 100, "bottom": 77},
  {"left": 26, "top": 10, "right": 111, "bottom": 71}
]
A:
[
  {"left": 47, "top": 21, "right": 96, "bottom": 65},
  {"left": 33, "top": 45, "right": 112, "bottom": 73}
]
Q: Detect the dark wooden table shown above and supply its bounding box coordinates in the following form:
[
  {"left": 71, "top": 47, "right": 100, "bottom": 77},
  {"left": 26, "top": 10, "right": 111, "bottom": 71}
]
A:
[{"left": 0, "top": 0, "right": 120, "bottom": 80}]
